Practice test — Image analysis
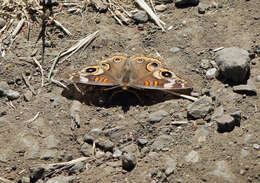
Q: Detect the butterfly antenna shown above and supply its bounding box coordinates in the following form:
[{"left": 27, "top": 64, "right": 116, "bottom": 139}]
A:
[{"left": 164, "top": 90, "right": 198, "bottom": 102}]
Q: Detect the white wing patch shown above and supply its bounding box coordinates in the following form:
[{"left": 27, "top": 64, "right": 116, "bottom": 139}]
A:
[
  {"left": 79, "top": 76, "right": 89, "bottom": 84},
  {"left": 164, "top": 79, "right": 176, "bottom": 88}
]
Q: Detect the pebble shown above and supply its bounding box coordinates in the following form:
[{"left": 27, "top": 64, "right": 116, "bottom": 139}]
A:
[
  {"left": 89, "top": 128, "right": 103, "bottom": 136},
  {"left": 211, "top": 106, "right": 224, "bottom": 120},
  {"left": 187, "top": 96, "right": 213, "bottom": 119},
  {"left": 233, "top": 79, "right": 257, "bottom": 95},
  {"left": 155, "top": 4, "right": 168, "bottom": 12},
  {"left": 215, "top": 47, "right": 250, "bottom": 83},
  {"left": 46, "top": 176, "right": 76, "bottom": 183},
  {"left": 21, "top": 177, "right": 30, "bottom": 183},
  {"left": 210, "top": 161, "right": 236, "bottom": 182},
  {"left": 185, "top": 150, "right": 199, "bottom": 163},
  {"left": 68, "top": 161, "right": 86, "bottom": 175},
  {"left": 253, "top": 144, "right": 260, "bottom": 150},
  {"left": 83, "top": 135, "right": 95, "bottom": 144},
  {"left": 169, "top": 47, "right": 181, "bottom": 54},
  {"left": 198, "top": 3, "right": 207, "bottom": 14},
  {"left": 29, "top": 164, "right": 49, "bottom": 182},
  {"left": 0, "top": 81, "right": 20, "bottom": 100},
  {"left": 131, "top": 10, "right": 149, "bottom": 23},
  {"left": 97, "top": 138, "right": 114, "bottom": 152},
  {"left": 164, "top": 157, "right": 177, "bottom": 176},
  {"left": 175, "top": 0, "right": 199, "bottom": 7},
  {"left": 0, "top": 110, "right": 7, "bottom": 117},
  {"left": 240, "top": 149, "right": 249, "bottom": 158},
  {"left": 206, "top": 68, "right": 218, "bottom": 79},
  {"left": 80, "top": 143, "right": 93, "bottom": 157},
  {"left": 215, "top": 114, "right": 236, "bottom": 132},
  {"left": 122, "top": 153, "right": 137, "bottom": 171},
  {"left": 147, "top": 110, "right": 168, "bottom": 123},
  {"left": 137, "top": 138, "right": 148, "bottom": 146},
  {"left": 113, "top": 149, "right": 122, "bottom": 158},
  {"left": 151, "top": 135, "right": 172, "bottom": 151}
]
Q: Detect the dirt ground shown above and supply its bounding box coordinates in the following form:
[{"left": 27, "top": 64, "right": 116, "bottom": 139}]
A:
[{"left": 0, "top": 0, "right": 259, "bottom": 182}]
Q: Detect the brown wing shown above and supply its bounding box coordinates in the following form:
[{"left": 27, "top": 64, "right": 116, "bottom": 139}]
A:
[{"left": 129, "top": 56, "right": 192, "bottom": 92}]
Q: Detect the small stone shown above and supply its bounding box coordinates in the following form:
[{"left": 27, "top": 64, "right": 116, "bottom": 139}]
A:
[
  {"left": 215, "top": 47, "right": 250, "bottom": 83},
  {"left": 215, "top": 114, "right": 236, "bottom": 132},
  {"left": 45, "top": 135, "right": 59, "bottom": 149},
  {"left": 185, "top": 150, "right": 199, "bottom": 163},
  {"left": 169, "top": 47, "right": 181, "bottom": 54},
  {"left": 80, "top": 143, "right": 93, "bottom": 157},
  {"left": 253, "top": 144, "right": 260, "bottom": 150},
  {"left": 155, "top": 4, "right": 168, "bottom": 12},
  {"left": 131, "top": 10, "right": 149, "bottom": 23},
  {"left": 175, "top": 0, "right": 199, "bottom": 7},
  {"left": 97, "top": 139, "right": 114, "bottom": 152},
  {"left": 113, "top": 149, "right": 122, "bottom": 158},
  {"left": 95, "top": 151, "right": 105, "bottom": 159},
  {"left": 21, "top": 177, "right": 30, "bottom": 183},
  {"left": 122, "top": 153, "right": 137, "bottom": 171},
  {"left": 45, "top": 176, "right": 76, "bottom": 183},
  {"left": 69, "top": 161, "right": 86, "bottom": 175},
  {"left": 83, "top": 135, "right": 95, "bottom": 144},
  {"left": 240, "top": 149, "right": 249, "bottom": 158},
  {"left": 89, "top": 128, "right": 103, "bottom": 136},
  {"left": 0, "top": 110, "right": 7, "bottom": 117},
  {"left": 137, "top": 138, "right": 148, "bottom": 146},
  {"left": 147, "top": 110, "right": 168, "bottom": 123},
  {"left": 211, "top": 106, "right": 224, "bottom": 120},
  {"left": 198, "top": 3, "right": 207, "bottom": 14},
  {"left": 233, "top": 79, "right": 257, "bottom": 95},
  {"left": 151, "top": 135, "right": 172, "bottom": 151},
  {"left": 0, "top": 81, "right": 20, "bottom": 100},
  {"left": 29, "top": 164, "right": 49, "bottom": 182},
  {"left": 206, "top": 68, "right": 218, "bottom": 79},
  {"left": 187, "top": 96, "right": 213, "bottom": 119}
]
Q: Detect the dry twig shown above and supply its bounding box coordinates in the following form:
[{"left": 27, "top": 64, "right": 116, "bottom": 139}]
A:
[
  {"left": 32, "top": 57, "right": 45, "bottom": 87},
  {"left": 22, "top": 73, "right": 37, "bottom": 95}
]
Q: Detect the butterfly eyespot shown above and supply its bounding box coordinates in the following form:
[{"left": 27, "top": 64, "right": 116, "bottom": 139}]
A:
[
  {"left": 161, "top": 71, "right": 172, "bottom": 78},
  {"left": 85, "top": 67, "right": 97, "bottom": 73},
  {"left": 147, "top": 62, "right": 159, "bottom": 71},
  {"left": 113, "top": 57, "right": 122, "bottom": 62},
  {"left": 151, "top": 62, "right": 158, "bottom": 67},
  {"left": 137, "top": 58, "right": 144, "bottom": 63}
]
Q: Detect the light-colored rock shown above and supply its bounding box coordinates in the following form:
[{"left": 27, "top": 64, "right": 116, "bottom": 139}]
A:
[
  {"left": 187, "top": 96, "right": 213, "bottom": 119},
  {"left": 131, "top": 11, "right": 149, "bottom": 23},
  {"left": 151, "top": 135, "right": 172, "bottom": 151},
  {"left": 147, "top": 110, "right": 168, "bottom": 123},
  {"left": 210, "top": 161, "right": 236, "bottom": 182},
  {"left": 185, "top": 150, "right": 199, "bottom": 163}
]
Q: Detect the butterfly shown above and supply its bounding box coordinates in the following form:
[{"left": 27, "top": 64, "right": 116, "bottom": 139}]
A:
[{"left": 63, "top": 55, "right": 196, "bottom": 102}]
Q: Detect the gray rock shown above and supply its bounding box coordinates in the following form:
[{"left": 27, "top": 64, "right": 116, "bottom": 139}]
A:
[
  {"left": 185, "top": 150, "right": 199, "bottom": 163},
  {"left": 169, "top": 47, "right": 181, "bottom": 54},
  {"left": 233, "top": 79, "right": 257, "bottom": 95},
  {"left": 131, "top": 11, "right": 149, "bottom": 23},
  {"left": 122, "top": 153, "right": 137, "bottom": 171},
  {"left": 40, "top": 149, "right": 57, "bottom": 160},
  {"left": 151, "top": 135, "right": 172, "bottom": 151},
  {"left": 230, "top": 111, "right": 241, "bottom": 123},
  {"left": 253, "top": 144, "right": 260, "bottom": 150},
  {"left": 187, "top": 96, "right": 213, "bottom": 119},
  {"left": 206, "top": 68, "right": 218, "bottom": 79},
  {"left": 46, "top": 176, "right": 75, "bottom": 183},
  {"left": 22, "top": 136, "right": 40, "bottom": 160},
  {"left": 83, "top": 135, "right": 95, "bottom": 144},
  {"left": 244, "top": 134, "right": 257, "bottom": 144},
  {"left": 193, "top": 126, "right": 209, "bottom": 143},
  {"left": 24, "top": 90, "right": 33, "bottom": 102},
  {"left": 164, "top": 157, "right": 177, "bottom": 176},
  {"left": 215, "top": 114, "right": 236, "bottom": 132},
  {"left": 0, "top": 81, "right": 20, "bottom": 100},
  {"left": 175, "top": 0, "right": 199, "bottom": 7},
  {"left": 69, "top": 161, "right": 86, "bottom": 175},
  {"left": 137, "top": 138, "right": 148, "bottom": 146},
  {"left": 29, "top": 164, "right": 49, "bottom": 182},
  {"left": 0, "top": 110, "right": 7, "bottom": 117},
  {"left": 80, "top": 143, "right": 93, "bottom": 157},
  {"left": 211, "top": 106, "right": 224, "bottom": 120},
  {"left": 45, "top": 135, "right": 59, "bottom": 149},
  {"left": 147, "top": 110, "right": 168, "bottom": 123},
  {"left": 97, "top": 138, "right": 114, "bottom": 152},
  {"left": 155, "top": 4, "right": 168, "bottom": 12},
  {"left": 89, "top": 128, "right": 103, "bottom": 136},
  {"left": 210, "top": 161, "right": 236, "bottom": 182},
  {"left": 113, "top": 149, "right": 122, "bottom": 158},
  {"left": 198, "top": 3, "right": 207, "bottom": 14},
  {"left": 215, "top": 47, "right": 250, "bottom": 83}
]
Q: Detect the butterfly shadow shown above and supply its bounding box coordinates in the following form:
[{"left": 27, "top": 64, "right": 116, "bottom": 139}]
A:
[{"left": 61, "top": 84, "right": 188, "bottom": 112}]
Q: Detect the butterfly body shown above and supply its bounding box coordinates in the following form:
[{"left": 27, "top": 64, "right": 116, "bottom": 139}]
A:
[{"left": 64, "top": 56, "right": 193, "bottom": 94}]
